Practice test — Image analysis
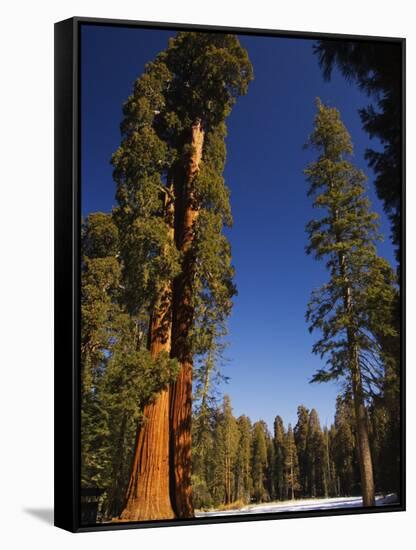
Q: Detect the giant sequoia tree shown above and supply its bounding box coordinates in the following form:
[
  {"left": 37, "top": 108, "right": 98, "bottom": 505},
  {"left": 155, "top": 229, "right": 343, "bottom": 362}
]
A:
[
  {"left": 112, "top": 32, "right": 252, "bottom": 520},
  {"left": 304, "top": 99, "right": 397, "bottom": 507}
]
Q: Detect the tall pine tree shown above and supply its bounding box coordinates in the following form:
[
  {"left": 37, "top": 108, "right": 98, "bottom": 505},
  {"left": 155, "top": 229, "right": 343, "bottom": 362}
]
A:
[
  {"left": 304, "top": 99, "right": 397, "bottom": 506},
  {"left": 294, "top": 405, "right": 310, "bottom": 496},
  {"left": 273, "top": 415, "right": 287, "bottom": 500},
  {"left": 314, "top": 41, "right": 402, "bottom": 263},
  {"left": 234, "top": 415, "right": 253, "bottom": 503},
  {"left": 285, "top": 424, "right": 300, "bottom": 500},
  {"left": 251, "top": 421, "right": 268, "bottom": 503},
  {"left": 333, "top": 395, "right": 359, "bottom": 496},
  {"left": 305, "top": 409, "right": 327, "bottom": 497}
]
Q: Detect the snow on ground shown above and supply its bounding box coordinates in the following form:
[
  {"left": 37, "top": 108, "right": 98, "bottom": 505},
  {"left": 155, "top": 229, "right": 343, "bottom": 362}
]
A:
[{"left": 196, "top": 494, "right": 398, "bottom": 517}]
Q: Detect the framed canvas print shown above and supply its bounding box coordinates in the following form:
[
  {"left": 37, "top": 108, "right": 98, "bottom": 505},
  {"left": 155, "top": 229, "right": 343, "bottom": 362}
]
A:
[{"left": 54, "top": 16, "right": 405, "bottom": 532}]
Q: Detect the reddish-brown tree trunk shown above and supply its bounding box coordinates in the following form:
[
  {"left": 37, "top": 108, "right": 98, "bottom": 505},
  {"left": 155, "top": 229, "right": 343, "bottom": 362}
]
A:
[
  {"left": 170, "top": 119, "right": 205, "bottom": 518},
  {"left": 119, "top": 194, "right": 176, "bottom": 522}
]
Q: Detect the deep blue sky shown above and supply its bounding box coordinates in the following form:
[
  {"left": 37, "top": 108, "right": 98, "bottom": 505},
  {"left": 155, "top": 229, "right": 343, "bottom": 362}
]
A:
[{"left": 81, "top": 25, "right": 395, "bottom": 432}]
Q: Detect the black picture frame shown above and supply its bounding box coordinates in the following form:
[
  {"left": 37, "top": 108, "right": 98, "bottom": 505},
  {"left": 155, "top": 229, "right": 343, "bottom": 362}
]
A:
[{"left": 54, "top": 16, "right": 406, "bottom": 533}]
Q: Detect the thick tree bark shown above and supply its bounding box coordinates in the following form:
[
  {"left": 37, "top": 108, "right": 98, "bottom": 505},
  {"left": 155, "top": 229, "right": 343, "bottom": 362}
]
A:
[
  {"left": 170, "top": 119, "right": 205, "bottom": 518},
  {"left": 120, "top": 385, "right": 173, "bottom": 520},
  {"left": 119, "top": 193, "right": 176, "bottom": 521}
]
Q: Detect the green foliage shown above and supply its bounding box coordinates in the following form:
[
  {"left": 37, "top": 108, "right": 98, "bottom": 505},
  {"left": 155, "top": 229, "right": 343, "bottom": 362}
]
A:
[
  {"left": 162, "top": 33, "right": 253, "bottom": 132},
  {"left": 369, "top": 392, "right": 400, "bottom": 495},
  {"left": 112, "top": 57, "right": 180, "bottom": 315},
  {"left": 112, "top": 31, "right": 252, "bottom": 400},
  {"left": 273, "top": 416, "right": 286, "bottom": 500},
  {"left": 234, "top": 415, "right": 253, "bottom": 502},
  {"left": 323, "top": 427, "right": 338, "bottom": 497},
  {"left": 284, "top": 425, "right": 300, "bottom": 499},
  {"left": 305, "top": 409, "right": 327, "bottom": 497},
  {"left": 370, "top": 293, "right": 400, "bottom": 495},
  {"left": 265, "top": 434, "right": 276, "bottom": 501},
  {"left": 333, "top": 395, "right": 359, "bottom": 496},
  {"left": 82, "top": 212, "right": 119, "bottom": 258},
  {"left": 81, "top": 31, "right": 253, "bottom": 518},
  {"left": 251, "top": 421, "right": 269, "bottom": 503},
  {"left": 314, "top": 41, "right": 402, "bottom": 261},
  {"left": 81, "top": 213, "right": 124, "bottom": 491},
  {"left": 81, "top": 213, "right": 122, "bottom": 396},
  {"left": 80, "top": 212, "right": 179, "bottom": 517},
  {"left": 191, "top": 393, "right": 216, "bottom": 509},
  {"left": 294, "top": 405, "right": 309, "bottom": 494},
  {"left": 191, "top": 475, "right": 214, "bottom": 510},
  {"left": 162, "top": 34, "right": 251, "bottom": 374},
  {"left": 304, "top": 99, "right": 397, "bottom": 396},
  {"left": 215, "top": 396, "right": 240, "bottom": 504},
  {"left": 191, "top": 391, "right": 402, "bottom": 508}
]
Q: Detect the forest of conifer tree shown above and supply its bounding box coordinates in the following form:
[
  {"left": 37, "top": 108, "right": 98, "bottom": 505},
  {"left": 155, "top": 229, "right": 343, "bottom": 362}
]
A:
[
  {"left": 79, "top": 26, "right": 402, "bottom": 523},
  {"left": 190, "top": 392, "right": 399, "bottom": 511}
]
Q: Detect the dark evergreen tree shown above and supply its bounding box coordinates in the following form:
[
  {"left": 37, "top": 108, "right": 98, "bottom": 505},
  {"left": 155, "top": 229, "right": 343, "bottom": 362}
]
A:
[
  {"left": 314, "top": 40, "right": 402, "bottom": 263},
  {"left": 191, "top": 393, "right": 215, "bottom": 510},
  {"left": 333, "top": 395, "right": 358, "bottom": 496},
  {"left": 294, "top": 405, "right": 310, "bottom": 496},
  {"left": 188, "top": 396, "right": 399, "bottom": 510},
  {"left": 315, "top": 42, "right": 403, "bottom": 493},
  {"left": 223, "top": 396, "right": 240, "bottom": 504},
  {"left": 304, "top": 99, "right": 397, "bottom": 506},
  {"left": 208, "top": 396, "right": 240, "bottom": 506},
  {"left": 234, "top": 415, "right": 253, "bottom": 503},
  {"left": 273, "top": 415, "right": 287, "bottom": 500},
  {"left": 251, "top": 421, "right": 268, "bottom": 503},
  {"left": 370, "top": 296, "right": 401, "bottom": 496},
  {"left": 80, "top": 212, "right": 125, "bottom": 495},
  {"left": 305, "top": 409, "right": 327, "bottom": 497},
  {"left": 81, "top": 213, "right": 121, "bottom": 398},
  {"left": 266, "top": 434, "right": 276, "bottom": 501},
  {"left": 323, "top": 426, "right": 337, "bottom": 497},
  {"left": 284, "top": 424, "right": 300, "bottom": 500}
]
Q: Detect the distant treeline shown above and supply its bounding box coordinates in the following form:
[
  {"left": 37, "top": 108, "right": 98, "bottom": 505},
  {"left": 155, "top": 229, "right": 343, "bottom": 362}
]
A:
[{"left": 191, "top": 393, "right": 400, "bottom": 510}]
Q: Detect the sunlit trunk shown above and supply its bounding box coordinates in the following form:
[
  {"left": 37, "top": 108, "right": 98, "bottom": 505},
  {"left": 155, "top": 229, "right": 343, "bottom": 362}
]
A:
[{"left": 170, "top": 119, "right": 205, "bottom": 518}]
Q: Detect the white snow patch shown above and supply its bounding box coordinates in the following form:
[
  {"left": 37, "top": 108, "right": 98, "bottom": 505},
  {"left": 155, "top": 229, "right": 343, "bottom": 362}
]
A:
[{"left": 196, "top": 494, "right": 398, "bottom": 517}]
